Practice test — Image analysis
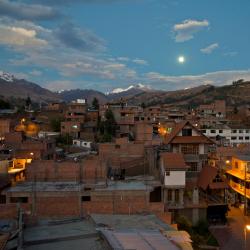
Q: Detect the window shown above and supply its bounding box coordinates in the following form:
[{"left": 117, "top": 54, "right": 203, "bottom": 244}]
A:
[
  {"left": 235, "top": 161, "right": 238, "bottom": 168},
  {"left": 115, "top": 145, "right": 120, "bottom": 149},
  {"left": 10, "top": 197, "right": 28, "bottom": 203},
  {"left": 232, "top": 130, "right": 237, "bottom": 133},
  {"left": 239, "top": 130, "right": 243, "bottom": 133},
  {"left": 81, "top": 196, "right": 91, "bottom": 202},
  {"left": 0, "top": 195, "right": 6, "bottom": 204},
  {"left": 219, "top": 130, "right": 223, "bottom": 134},
  {"left": 167, "top": 190, "right": 172, "bottom": 201},
  {"left": 182, "top": 128, "right": 192, "bottom": 136},
  {"left": 175, "top": 189, "right": 179, "bottom": 202},
  {"left": 201, "top": 130, "right": 206, "bottom": 134},
  {"left": 247, "top": 162, "right": 250, "bottom": 173},
  {"left": 165, "top": 171, "right": 170, "bottom": 176},
  {"left": 239, "top": 137, "right": 243, "bottom": 140},
  {"left": 188, "top": 162, "right": 198, "bottom": 172},
  {"left": 213, "top": 174, "right": 222, "bottom": 183},
  {"left": 210, "top": 130, "right": 216, "bottom": 133},
  {"left": 246, "top": 130, "right": 249, "bottom": 133},
  {"left": 181, "top": 144, "right": 199, "bottom": 154},
  {"left": 245, "top": 137, "right": 249, "bottom": 140},
  {"left": 231, "top": 137, "right": 237, "bottom": 140}
]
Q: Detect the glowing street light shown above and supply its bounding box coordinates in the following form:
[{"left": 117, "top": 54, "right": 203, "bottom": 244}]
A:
[{"left": 245, "top": 225, "right": 250, "bottom": 249}]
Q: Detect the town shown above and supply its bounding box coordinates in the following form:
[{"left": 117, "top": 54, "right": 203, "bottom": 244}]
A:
[
  {"left": 1, "top": 90, "right": 250, "bottom": 249},
  {"left": 0, "top": 0, "right": 250, "bottom": 249}
]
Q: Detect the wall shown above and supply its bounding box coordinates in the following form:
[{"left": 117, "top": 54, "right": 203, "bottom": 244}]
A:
[{"left": 165, "top": 171, "right": 186, "bottom": 187}]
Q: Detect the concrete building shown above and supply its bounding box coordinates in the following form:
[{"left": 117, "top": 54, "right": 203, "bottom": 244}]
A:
[
  {"left": 160, "top": 153, "right": 189, "bottom": 209},
  {"left": 201, "top": 126, "right": 250, "bottom": 145},
  {"left": 226, "top": 154, "right": 250, "bottom": 213}
]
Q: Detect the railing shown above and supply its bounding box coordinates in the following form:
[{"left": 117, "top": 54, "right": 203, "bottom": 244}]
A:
[
  {"left": 199, "top": 190, "right": 227, "bottom": 205},
  {"left": 229, "top": 180, "right": 250, "bottom": 198}
]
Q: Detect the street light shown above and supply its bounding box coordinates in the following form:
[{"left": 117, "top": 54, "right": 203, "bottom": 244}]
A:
[{"left": 244, "top": 225, "right": 250, "bottom": 250}]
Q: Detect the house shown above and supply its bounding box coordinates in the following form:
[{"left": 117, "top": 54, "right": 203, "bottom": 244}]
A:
[
  {"left": 160, "top": 153, "right": 189, "bottom": 209},
  {"left": 197, "top": 165, "right": 229, "bottom": 223},
  {"left": 164, "top": 121, "right": 215, "bottom": 179},
  {"left": 226, "top": 154, "right": 250, "bottom": 214},
  {"left": 162, "top": 121, "right": 216, "bottom": 223}
]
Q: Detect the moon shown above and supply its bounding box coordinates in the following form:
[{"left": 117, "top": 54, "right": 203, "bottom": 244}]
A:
[{"left": 178, "top": 56, "right": 185, "bottom": 64}]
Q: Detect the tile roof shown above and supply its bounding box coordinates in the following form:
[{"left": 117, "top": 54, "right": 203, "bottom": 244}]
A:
[
  {"left": 164, "top": 121, "right": 214, "bottom": 144},
  {"left": 171, "top": 136, "right": 213, "bottom": 144},
  {"left": 161, "top": 153, "right": 189, "bottom": 170},
  {"left": 197, "top": 166, "right": 228, "bottom": 190}
]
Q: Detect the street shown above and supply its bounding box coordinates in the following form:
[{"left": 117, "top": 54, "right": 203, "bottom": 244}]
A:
[{"left": 210, "top": 206, "right": 250, "bottom": 250}]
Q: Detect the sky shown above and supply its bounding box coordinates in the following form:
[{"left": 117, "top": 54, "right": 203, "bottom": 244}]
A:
[{"left": 0, "top": 0, "right": 250, "bottom": 92}]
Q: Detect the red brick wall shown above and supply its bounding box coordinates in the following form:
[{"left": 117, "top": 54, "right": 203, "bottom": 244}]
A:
[
  {"left": 26, "top": 158, "right": 106, "bottom": 182},
  {"left": 35, "top": 196, "right": 80, "bottom": 218}
]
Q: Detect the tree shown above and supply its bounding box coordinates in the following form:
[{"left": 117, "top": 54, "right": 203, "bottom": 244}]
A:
[
  {"left": 0, "top": 99, "right": 10, "bottom": 109},
  {"left": 98, "top": 109, "right": 117, "bottom": 142},
  {"left": 141, "top": 102, "right": 146, "bottom": 109},
  {"left": 50, "top": 118, "right": 63, "bottom": 132},
  {"left": 92, "top": 97, "right": 99, "bottom": 110},
  {"left": 104, "top": 109, "right": 117, "bottom": 136},
  {"left": 25, "top": 96, "right": 31, "bottom": 107}
]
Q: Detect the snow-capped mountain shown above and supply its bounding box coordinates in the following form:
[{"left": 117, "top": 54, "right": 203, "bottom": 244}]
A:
[
  {"left": 107, "top": 83, "right": 151, "bottom": 95},
  {"left": 0, "top": 71, "right": 15, "bottom": 82},
  {"left": 0, "top": 70, "right": 59, "bottom": 102}
]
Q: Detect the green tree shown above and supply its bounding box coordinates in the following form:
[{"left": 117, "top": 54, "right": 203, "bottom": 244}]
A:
[
  {"left": 92, "top": 97, "right": 99, "bottom": 110},
  {"left": 104, "top": 109, "right": 117, "bottom": 136},
  {"left": 50, "top": 118, "right": 63, "bottom": 132},
  {"left": 98, "top": 109, "right": 117, "bottom": 142},
  {"left": 0, "top": 99, "right": 10, "bottom": 109}
]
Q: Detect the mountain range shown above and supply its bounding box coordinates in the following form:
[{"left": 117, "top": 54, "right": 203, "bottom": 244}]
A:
[{"left": 0, "top": 71, "right": 250, "bottom": 108}]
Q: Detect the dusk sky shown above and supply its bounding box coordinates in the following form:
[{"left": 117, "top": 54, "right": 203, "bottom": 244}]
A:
[{"left": 0, "top": 0, "right": 250, "bottom": 92}]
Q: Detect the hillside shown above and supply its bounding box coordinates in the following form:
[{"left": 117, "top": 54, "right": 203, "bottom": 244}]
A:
[
  {"left": 0, "top": 73, "right": 59, "bottom": 102},
  {"left": 58, "top": 89, "right": 108, "bottom": 104},
  {"left": 125, "top": 81, "right": 250, "bottom": 108}
]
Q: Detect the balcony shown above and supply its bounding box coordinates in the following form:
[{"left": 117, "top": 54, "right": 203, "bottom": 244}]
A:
[{"left": 229, "top": 180, "right": 250, "bottom": 199}]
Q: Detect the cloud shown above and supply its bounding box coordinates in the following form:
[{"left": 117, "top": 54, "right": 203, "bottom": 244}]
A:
[
  {"left": 173, "top": 19, "right": 209, "bottom": 42},
  {"left": 45, "top": 80, "right": 78, "bottom": 91},
  {"left": 132, "top": 58, "right": 148, "bottom": 65},
  {"left": 200, "top": 43, "right": 219, "bottom": 54},
  {"left": 54, "top": 22, "right": 106, "bottom": 51},
  {"left": 27, "top": 0, "right": 130, "bottom": 6},
  {"left": 0, "top": 0, "right": 60, "bottom": 21},
  {"left": 0, "top": 24, "right": 48, "bottom": 47},
  {"left": 117, "top": 57, "right": 130, "bottom": 62},
  {"left": 30, "top": 70, "right": 42, "bottom": 76},
  {"left": 224, "top": 51, "right": 238, "bottom": 57},
  {"left": 145, "top": 70, "right": 250, "bottom": 90}
]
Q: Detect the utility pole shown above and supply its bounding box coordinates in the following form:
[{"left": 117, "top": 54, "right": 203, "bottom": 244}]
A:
[{"left": 245, "top": 163, "right": 247, "bottom": 216}]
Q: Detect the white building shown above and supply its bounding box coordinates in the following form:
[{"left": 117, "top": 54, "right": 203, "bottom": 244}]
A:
[
  {"left": 72, "top": 139, "right": 92, "bottom": 149},
  {"left": 201, "top": 127, "right": 250, "bottom": 145},
  {"left": 160, "top": 152, "right": 189, "bottom": 208}
]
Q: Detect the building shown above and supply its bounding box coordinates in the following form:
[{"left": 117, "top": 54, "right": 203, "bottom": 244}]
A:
[
  {"left": 226, "top": 154, "right": 250, "bottom": 213},
  {"left": 201, "top": 126, "right": 250, "bottom": 145},
  {"left": 162, "top": 121, "right": 216, "bottom": 223},
  {"left": 198, "top": 100, "right": 226, "bottom": 118},
  {"left": 160, "top": 153, "right": 189, "bottom": 209}
]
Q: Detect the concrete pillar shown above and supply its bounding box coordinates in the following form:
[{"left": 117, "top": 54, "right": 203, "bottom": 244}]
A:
[
  {"left": 192, "top": 188, "right": 199, "bottom": 204},
  {"left": 192, "top": 208, "right": 199, "bottom": 225},
  {"left": 179, "top": 189, "right": 184, "bottom": 205}
]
